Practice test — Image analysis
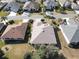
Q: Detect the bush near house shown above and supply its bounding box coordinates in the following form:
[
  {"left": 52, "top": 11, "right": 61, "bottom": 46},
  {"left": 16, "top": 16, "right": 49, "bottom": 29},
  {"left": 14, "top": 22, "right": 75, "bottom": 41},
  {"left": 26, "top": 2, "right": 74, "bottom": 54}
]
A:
[
  {"left": 8, "top": 20, "right": 15, "bottom": 25},
  {"left": 24, "top": 45, "right": 66, "bottom": 59},
  {"left": 8, "top": 19, "right": 23, "bottom": 25},
  {"left": 0, "top": 40, "right": 5, "bottom": 48}
]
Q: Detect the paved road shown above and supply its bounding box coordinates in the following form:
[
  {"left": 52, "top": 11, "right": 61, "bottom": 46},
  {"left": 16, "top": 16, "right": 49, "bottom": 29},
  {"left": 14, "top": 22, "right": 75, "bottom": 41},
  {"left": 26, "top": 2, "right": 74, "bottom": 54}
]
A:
[{"left": 52, "top": 12, "right": 77, "bottom": 19}]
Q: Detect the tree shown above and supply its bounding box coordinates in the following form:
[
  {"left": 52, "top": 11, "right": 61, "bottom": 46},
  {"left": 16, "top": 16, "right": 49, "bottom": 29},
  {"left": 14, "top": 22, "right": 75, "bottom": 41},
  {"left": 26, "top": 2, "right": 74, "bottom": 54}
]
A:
[
  {"left": 36, "top": 45, "right": 66, "bottom": 59},
  {"left": 1, "top": 16, "right": 8, "bottom": 25},
  {"left": 24, "top": 52, "right": 32, "bottom": 59}
]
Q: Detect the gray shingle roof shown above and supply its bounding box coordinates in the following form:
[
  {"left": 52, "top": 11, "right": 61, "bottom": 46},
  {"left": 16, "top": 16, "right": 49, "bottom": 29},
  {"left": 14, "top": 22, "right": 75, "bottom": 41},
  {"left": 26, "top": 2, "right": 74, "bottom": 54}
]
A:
[
  {"left": 23, "top": 1, "right": 40, "bottom": 11},
  {"left": 61, "top": 19, "right": 79, "bottom": 44},
  {"left": 71, "top": 27, "right": 79, "bottom": 43},
  {"left": 30, "top": 26, "right": 57, "bottom": 44},
  {"left": 71, "top": 3, "right": 79, "bottom": 10},
  {"left": 4, "top": 2, "right": 20, "bottom": 12},
  {"left": 44, "top": 0, "right": 58, "bottom": 10}
]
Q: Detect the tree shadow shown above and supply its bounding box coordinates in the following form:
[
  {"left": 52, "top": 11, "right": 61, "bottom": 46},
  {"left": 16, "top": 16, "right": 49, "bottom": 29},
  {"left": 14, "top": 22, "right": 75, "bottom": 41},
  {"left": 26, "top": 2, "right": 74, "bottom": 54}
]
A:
[
  {"left": 54, "top": 28, "right": 61, "bottom": 49},
  {"left": 0, "top": 25, "right": 7, "bottom": 36},
  {"left": 4, "top": 40, "right": 26, "bottom": 44}
]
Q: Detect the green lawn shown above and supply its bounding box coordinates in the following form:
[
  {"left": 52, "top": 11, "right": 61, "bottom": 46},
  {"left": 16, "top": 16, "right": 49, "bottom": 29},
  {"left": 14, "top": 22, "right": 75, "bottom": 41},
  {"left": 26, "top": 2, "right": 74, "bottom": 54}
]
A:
[
  {"left": 0, "top": 40, "right": 5, "bottom": 48},
  {"left": 0, "top": 11, "right": 9, "bottom": 17}
]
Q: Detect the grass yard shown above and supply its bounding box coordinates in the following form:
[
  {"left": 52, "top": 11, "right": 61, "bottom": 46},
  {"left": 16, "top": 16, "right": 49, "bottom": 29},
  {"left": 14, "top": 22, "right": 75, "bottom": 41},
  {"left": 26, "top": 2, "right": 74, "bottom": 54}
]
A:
[
  {"left": 5, "top": 44, "right": 35, "bottom": 59},
  {"left": 0, "top": 40, "right": 5, "bottom": 48},
  {"left": 0, "top": 11, "right": 9, "bottom": 17}
]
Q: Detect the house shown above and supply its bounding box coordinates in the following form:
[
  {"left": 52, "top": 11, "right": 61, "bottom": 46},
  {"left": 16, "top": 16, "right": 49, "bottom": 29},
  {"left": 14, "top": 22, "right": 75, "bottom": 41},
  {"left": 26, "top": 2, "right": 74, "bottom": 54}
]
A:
[
  {"left": 71, "top": 3, "right": 79, "bottom": 14},
  {"left": 43, "top": 0, "right": 58, "bottom": 10},
  {"left": 0, "top": 23, "right": 27, "bottom": 40},
  {"left": 23, "top": 1, "right": 40, "bottom": 12},
  {"left": 1, "top": 0, "right": 15, "bottom": 3},
  {"left": 30, "top": 19, "right": 57, "bottom": 44},
  {"left": 16, "top": 0, "right": 28, "bottom": 3},
  {"left": 60, "top": 17, "right": 79, "bottom": 47},
  {"left": 3, "top": 2, "right": 20, "bottom": 12},
  {"left": 63, "top": 0, "right": 72, "bottom": 8},
  {"left": 0, "top": 2, "right": 7, "bottom": 10}
]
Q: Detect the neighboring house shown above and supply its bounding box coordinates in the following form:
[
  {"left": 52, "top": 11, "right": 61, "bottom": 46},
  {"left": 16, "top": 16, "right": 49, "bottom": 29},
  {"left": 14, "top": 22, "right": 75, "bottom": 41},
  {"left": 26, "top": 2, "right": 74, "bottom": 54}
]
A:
[
  {"left": 0, "top": 23, "right": 27, "bottom": 40},
  {"left": 71, "top": 3, "right": 79, "bottom": 10},
  {"left": 60, "top": 18, "right": 79, "bottom": 47},
  {"left": 71, "top": 3, "right": 79, "bottom": 14},
  {"left": 23, "top": 1, "right": 40, "bottom": 12},
  {"left": 0, "top": 2, "right": 7, "bottom": 10},
  {"left": 1, "top": 0, "right": 15, "bottom": 3},
  {"left": 63, "top": 0, "right": 72, "bottom": 8},
  {"left": 16, "top": 0, "right": 29, "bottom": 3},
  {"left": 3, "top": 2, "right": 20, "bottom": 12},
  {"left": 30, "top": 19, "right": 57, "bottom": 44},
  {"left": 43, "top": 0, "right": 58, "bottom": 10}
]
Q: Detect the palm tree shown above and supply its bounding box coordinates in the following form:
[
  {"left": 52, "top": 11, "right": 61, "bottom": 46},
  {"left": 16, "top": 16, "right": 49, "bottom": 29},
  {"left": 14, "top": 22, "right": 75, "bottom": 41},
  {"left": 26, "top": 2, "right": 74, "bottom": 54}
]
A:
[
  {"left": 1, "top": 16, "right": 8, "bottom": 25},
  {"left": 41, "top": 0, "right": 45, "bottom": 14}
]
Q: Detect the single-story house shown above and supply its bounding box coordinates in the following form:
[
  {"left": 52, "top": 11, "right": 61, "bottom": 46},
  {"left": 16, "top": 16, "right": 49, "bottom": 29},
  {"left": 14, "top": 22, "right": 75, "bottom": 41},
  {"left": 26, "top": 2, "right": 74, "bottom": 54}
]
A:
[
  {"left": 0, "top": 23, "right": 27, "bottom": 40},
  {"left": 23, "top": 1, "right": 40, "bottom": 12},
  {"left": 63, "top": 0, "right": 72, "bottom": 8},
  {"left": 16, "top": 0, "right": 29, "bottom": 3},
  {"left": 30, "top": 19, "right": 57, "bottom": 44},
  {"left": 3, "top": 2, "right": 20, "bottom": 12},
  {"left": 1, "top": 0, "right": 15, "bottom": 3},
  {"left": 43, "top": 0, "right": 58, "bottom": 10},
  {"left": 71, "top": 3, "right": 79, "bottom": 14},
  {"left": 59, "top": 18, "right": 79, "bottom": 47}
]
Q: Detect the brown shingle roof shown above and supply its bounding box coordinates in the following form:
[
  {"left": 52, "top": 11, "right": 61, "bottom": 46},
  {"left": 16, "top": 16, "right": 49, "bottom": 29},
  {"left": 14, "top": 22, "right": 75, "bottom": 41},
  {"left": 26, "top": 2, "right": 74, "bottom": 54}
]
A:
[{"left": 0, "top": 23, "right": 27, "bottom": 40}]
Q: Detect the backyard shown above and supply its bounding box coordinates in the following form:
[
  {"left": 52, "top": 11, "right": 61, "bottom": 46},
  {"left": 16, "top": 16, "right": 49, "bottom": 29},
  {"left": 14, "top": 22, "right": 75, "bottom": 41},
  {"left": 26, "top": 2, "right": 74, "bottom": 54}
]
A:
[{"left": 4, "top": 44, "right": 35, "bottom": 59}]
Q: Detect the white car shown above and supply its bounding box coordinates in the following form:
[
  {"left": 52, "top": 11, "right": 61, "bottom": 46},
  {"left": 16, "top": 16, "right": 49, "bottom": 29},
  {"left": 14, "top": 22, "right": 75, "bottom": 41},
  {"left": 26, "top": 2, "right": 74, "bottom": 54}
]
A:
[
  {"left": 45, "top": 11, "right": 53, "bottom": 17},
  {"left": 8, "top": 11, "right": 16, "bottom": 17},
  {"left": 22, "top": 12, "right": 30, "bottom": 17}
]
